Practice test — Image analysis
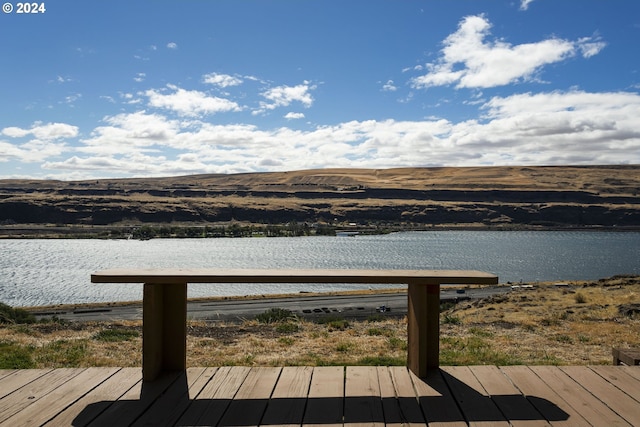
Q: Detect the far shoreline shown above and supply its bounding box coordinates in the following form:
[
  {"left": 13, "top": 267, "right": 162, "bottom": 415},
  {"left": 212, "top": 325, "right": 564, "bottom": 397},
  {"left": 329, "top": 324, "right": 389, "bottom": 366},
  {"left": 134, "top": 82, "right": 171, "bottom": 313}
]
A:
[{"left": 2, "top": 222, "right": 640, "bottom": 240}]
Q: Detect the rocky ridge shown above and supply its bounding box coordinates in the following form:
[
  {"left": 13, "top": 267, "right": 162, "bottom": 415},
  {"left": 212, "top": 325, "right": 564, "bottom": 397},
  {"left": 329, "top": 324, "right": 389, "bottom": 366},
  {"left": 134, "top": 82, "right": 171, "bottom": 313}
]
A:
[{"left": 1, "top": 165, "right": 639, "bottom": 235}]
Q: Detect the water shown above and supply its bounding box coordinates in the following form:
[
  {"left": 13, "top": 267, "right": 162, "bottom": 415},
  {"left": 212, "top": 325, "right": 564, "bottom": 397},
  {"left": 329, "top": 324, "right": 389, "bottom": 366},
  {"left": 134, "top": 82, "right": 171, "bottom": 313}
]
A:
[{"left": 1, "top": 231, "right": 639, "bottom": 307}]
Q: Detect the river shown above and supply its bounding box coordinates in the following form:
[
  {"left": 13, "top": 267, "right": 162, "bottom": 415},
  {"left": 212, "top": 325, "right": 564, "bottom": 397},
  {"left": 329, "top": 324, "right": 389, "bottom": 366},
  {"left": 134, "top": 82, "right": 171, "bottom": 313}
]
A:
[{"left": 1, "top": 230, "right": 639, "bottom": 307}]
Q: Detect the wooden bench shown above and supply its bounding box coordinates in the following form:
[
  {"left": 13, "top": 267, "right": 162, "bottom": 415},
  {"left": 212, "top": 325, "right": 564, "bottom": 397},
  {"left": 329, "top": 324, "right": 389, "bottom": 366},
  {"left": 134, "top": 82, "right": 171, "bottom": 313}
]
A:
[
  {"left": 91, "top": 268, "right": 498, "bottom": 381},
  {"left": 612, "top": 348, "right": 640, "bottom": 366}
]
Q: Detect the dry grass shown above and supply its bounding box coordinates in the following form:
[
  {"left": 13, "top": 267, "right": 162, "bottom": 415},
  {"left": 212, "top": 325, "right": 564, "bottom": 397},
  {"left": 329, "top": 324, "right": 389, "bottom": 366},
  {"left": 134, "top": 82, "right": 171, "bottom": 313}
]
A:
[
  {"left": 185, "top": 317, "right": 407, "bottom": 367},
  {"left": 1, "top": 276, "right": 638, "bottom": 369},
  {"left": 442, "top": 276, "right": 640, "bottom": 365}
]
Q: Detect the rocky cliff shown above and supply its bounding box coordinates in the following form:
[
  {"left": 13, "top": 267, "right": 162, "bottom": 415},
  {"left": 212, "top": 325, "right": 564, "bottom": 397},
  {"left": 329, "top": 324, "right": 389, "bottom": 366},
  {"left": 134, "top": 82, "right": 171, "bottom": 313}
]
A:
[{"left": 1, "top": 165, "right": 639, "bottom": 231}]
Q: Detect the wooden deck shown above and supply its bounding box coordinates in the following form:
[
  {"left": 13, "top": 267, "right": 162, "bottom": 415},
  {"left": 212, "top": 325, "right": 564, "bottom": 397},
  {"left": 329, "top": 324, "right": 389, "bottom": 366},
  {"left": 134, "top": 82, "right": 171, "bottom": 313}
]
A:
[{"left": 1, "top": 365, "right": 639, "bottom": 426}]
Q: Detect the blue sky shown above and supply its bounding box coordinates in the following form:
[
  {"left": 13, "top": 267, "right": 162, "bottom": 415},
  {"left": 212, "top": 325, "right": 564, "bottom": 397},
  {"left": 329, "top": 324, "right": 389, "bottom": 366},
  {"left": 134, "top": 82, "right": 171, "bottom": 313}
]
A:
[{"left": 1, "top": 0, "right": 639, "bottom": 179}]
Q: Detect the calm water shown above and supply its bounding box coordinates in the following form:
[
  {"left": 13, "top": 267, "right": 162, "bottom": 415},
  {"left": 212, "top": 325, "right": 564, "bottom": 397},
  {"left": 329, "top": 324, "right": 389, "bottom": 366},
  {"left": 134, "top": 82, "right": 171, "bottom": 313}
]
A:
[{"left": 1, "top": 231, "right": 639, "bottom": 307}]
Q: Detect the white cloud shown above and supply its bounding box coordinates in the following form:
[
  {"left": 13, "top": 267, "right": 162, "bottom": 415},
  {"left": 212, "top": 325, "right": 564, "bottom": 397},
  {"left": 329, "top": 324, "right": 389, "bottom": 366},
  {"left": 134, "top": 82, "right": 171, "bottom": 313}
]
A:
[
  {"left": 284, "top": 112, "right": 305, "bottom": 120},
  {"left": 79, "top": 111, "right": 181, "bottom": 155},
  {"left": 54, "top": 75, "right": 72, "bottom": 84},
  {"left": 0, "top": 137, "right": 68, "bottom": 164},
  {"left": 2, "top": 122, "right": 79, "bottom": 140},
  {"left": 382, "top": 80, "right": 397, "bottom": 92},
  {"left": 456, "top": 90, "right": 640, "bottom": 163},
  {"left": 44, "top": 154, "right": 178, "bottom": 175},
  {"left": 64, "top": 93, "right": 82, "bottom": 105},
  {"left": 145, "top": 85, "right": 242, "bottom": 117},
  {"left": 0, "top": 141, "right": 23, "bottom": 162},
  {"left": 120, "top": 92, "right": 143, "bottom": 105},
  {"left": 2, "top": 127, "right": 30, "bottom": 138},
  {"left": 520, "top": 0, "right": 535, "bottom": 11},
  {"left": 39, "top": 89, "right": 639, "bottom": 178},
  {"left": 577, "top": 36, "right": 606, "bottom": 58},
  {"left": 134, "top": 72, "right": 146, "bottom": 82},
  {"left": 257, "top": 82, "right": 315, "bottom": 113},
  {"left": 202, "top": 72, "right": 243, "bottom": 87},
  {"left": 411, "top": 15, "right": 603, "bottom": 90},
  {"left": 167, "top": 42, "right": 178, "bottom": 49},
  {"left": 21, "top": 140, "right": 68, "bottom": 161}
]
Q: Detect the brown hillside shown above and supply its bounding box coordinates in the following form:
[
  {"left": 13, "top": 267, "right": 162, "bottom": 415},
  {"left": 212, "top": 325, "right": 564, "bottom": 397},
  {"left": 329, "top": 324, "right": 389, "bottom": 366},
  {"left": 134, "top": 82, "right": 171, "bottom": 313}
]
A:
[{"left": 1, "top": 165, "right": 639, "bottom": 235}]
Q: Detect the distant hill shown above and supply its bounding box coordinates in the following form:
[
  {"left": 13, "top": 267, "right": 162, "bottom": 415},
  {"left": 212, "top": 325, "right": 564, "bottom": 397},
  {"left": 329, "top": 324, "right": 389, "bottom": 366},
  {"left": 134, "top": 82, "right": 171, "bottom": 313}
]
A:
[{"left": 1, "top": 165, "right": 639, "bottom": 236}]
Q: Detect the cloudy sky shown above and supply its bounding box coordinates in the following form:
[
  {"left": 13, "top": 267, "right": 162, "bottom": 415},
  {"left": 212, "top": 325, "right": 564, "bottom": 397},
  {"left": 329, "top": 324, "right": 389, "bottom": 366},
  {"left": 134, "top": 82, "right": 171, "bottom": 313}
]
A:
[{"left": 1, "top": 0, "right": 639, "bottom": 180}]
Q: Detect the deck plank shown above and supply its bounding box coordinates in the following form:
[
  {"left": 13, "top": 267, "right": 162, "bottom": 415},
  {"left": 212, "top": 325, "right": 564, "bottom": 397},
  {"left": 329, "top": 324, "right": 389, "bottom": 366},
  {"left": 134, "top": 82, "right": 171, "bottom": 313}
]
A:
[
  {"left": 176, "top": 366, "right": 250, "bottom": 426},
  {"left": 470, "top": 365, "right": 549, "bottom": 427},
  {"left": 0, "top": 369, "right": 51, "bottom": 400},
  {"left": 560, "top": 366, "right": 640, "bottom": 426},
  {"left": 529, "top": 365, "right": 632, "bottom": 427},
  {"left": 498, "top": 365, "right": 588, "bottom": 427},
  {"left": 382, "top": 366, "right": 427, "bottom": 427},
  {"left": 303, "top": 366, "right": 344, "bottom": 427},
  {"left": 440, "top": 366, "right": 509, "bottom": 427},
  {"left": 217, "top": 366, "right": 281, "bottom": 426},
  {"left": 45, "top": 367, "right": 141, "bottom": 427},
  {"left": 0, "top": 368, "right": 85, "bottom": 424},
  {"left": 86, "top": 370, "right": 182, "bottom": 427},
  {"left": 2, "top": 367, "right": 119, "bottom": 427},
  {"left": 0, "top": 371, "right": 15, "bottom": 381},
  {"left": 619, "top": 365, "right": 640, "bottom": 381},
  {"left": 410, "top": 369, "right": 466, "bottom": 427},
  {"left": 344, "top": 365, "right": 384, "bottom": 427},
  {"left": 589, "top": 365, "right": 640, "bottom": 402},
  {"left": 131, "top": 367, "right": 211, "bottom": 427},
  {"left": 261, "top": 366, "right": 313, "bottom": 426}
]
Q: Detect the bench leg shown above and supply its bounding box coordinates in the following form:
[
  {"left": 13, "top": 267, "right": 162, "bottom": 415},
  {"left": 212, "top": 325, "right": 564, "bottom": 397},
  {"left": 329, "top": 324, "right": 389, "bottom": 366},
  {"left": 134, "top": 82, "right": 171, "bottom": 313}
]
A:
[
  {"left": 143, "top": 282, "right": 187, "bottom": 381},
  {"left": 407, "top": 284, "right": 440, "bottom": 378}
]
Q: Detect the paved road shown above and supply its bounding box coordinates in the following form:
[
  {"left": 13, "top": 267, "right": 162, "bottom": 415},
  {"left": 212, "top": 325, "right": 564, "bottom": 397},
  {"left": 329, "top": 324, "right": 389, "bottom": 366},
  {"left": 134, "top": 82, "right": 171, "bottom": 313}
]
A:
[{"left": 32, "top": 286, "right": 511, "bottom": 322}]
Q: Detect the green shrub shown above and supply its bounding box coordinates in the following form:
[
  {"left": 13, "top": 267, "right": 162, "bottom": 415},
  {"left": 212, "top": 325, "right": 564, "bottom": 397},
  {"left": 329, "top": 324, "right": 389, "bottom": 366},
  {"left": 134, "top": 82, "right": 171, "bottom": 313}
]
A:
[
  {"left": 554, "top": 334, "right": 573, "bottom": 344},
  {"left": 255, "top": 308, "right": 295, "bottom": 323},
  {"left": 336, "top": 342, "right": 355, "bottom": 352},
  {"left": 275, "top": 322, "right": 299, "bottom": 333},
  {"left": 34, "top": 340, "right": 88, "bottom": 367},
  {"left": 540, "top": 315, "right": 561, "bottom": 326},
  {"left": 10, "top": 325, "right": 36, "bottom": 336},
  {"left": 92, "top": 328, "right": 139, "bottom": 342},
  {"left": 574, "top": 293, "right": 587, "bottom": 304},
  {"left": 440, "top": 336, "right": 523, "bottom": 366},
  {"left": 440, "top": 301, "right": 457, "bottom": 312},
  {"left": 0, "top": 341, "right": 34, "bottom": 369},
  {"left": 442, "top": 313, "right": 461, "bottom": 325},
  {"left": 469, "top": 327, "right": 493, "bottom": 338},
  {"left": 368, "top": 327, "right": 394, "bottom": 337},
  {"left": 315, "top": 316, "right": 350, "bottom": 330},
  {"left": 278, "top": 337, "right": 295, "bottom": 345},
  {"left": 0, "top": 302, "right": 36, "bottom": 324},
  {"left": 38, "top": 315, "right": 70, "bottom": 326},
  {"left": 326, "top": 319, "right": 349, "bottom": 331},
  {"left": 387, "top": 337, "right": 407, "bottom": 350},
  {"left": 357, "top": 355, "right": 405, "bottom": 366}
]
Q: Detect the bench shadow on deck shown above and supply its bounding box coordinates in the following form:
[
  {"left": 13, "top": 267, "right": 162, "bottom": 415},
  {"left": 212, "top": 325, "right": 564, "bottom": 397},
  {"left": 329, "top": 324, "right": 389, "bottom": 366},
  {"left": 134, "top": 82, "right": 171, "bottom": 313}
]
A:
[
  {"left": 72, "top": 367, "right": 571, "bottom": 426},
  {"left": 3, "top": 364, "right": 640, "bottom": 426}
]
